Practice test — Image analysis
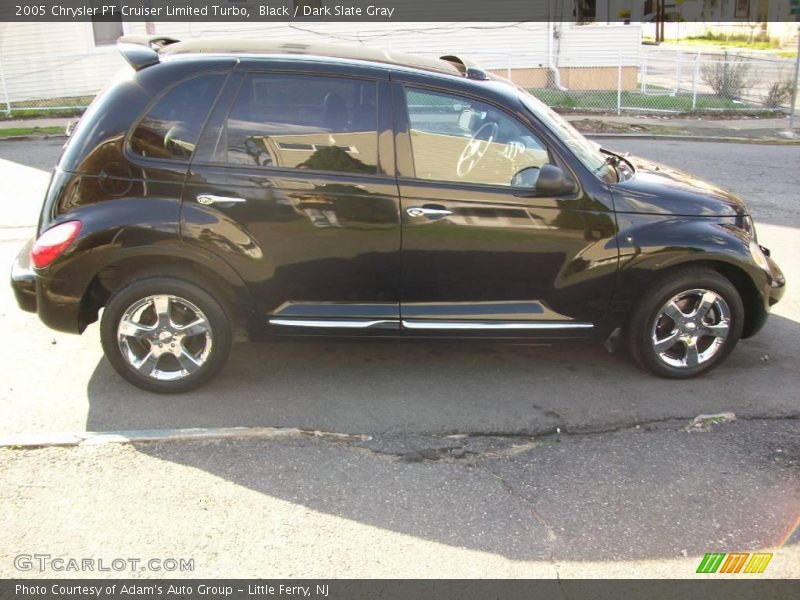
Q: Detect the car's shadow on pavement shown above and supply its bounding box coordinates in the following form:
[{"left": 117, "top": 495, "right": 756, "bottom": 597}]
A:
[
  {"left": 84, "top": 315, "right": 800, "bottom": 562},
  {"left": 86, "top": 315, "right": 799, "bottom": 436}
]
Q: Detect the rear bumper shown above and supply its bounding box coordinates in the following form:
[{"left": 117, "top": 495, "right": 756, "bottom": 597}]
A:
[
  {"left": 10, "top": 239, "right": 37, "bottom": 313},
  {"left": 10, "top": 239, "right": 83, "bottom": 333}
]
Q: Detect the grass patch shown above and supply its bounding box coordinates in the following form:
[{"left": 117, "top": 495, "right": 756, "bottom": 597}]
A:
[
  {"left": 644, "top": 34, "right": 796, "bottom": 57},
  {"left": 685, "top": 31, "right": 781, "bottom": 48},
  {"left": 684, "top": 37, "right": 785, "bottom": 51},
  {"left": 0, "top": 96, "right": 91, "bottom": 120},
  {"left": 528, "top": 87, "right": 760, "bottom": 112},
  {"left": 0, "top": 108, "right": 84, "bottom": 121},
  {"left": 687, "top": 38, "right": 797, "bottom": 58},
  {"left": 0, "top": 126, "right": 64, "bottom": 138}
]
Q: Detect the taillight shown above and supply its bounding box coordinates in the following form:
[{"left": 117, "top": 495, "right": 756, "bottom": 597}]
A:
[{"left": 31, "top": 221, "right": 82, "bottom": 269}]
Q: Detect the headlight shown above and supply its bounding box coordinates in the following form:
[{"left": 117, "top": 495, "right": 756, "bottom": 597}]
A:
[
  {"left": 736, "top": 215, "right": 756, "bottom": 241},
  {"left": 750, "top": 240, "right": 771, "bottom": 273}
]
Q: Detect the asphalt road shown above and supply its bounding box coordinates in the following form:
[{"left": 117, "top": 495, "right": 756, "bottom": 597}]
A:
[
  {"left": 0, "top": 137, "right": 798, "bottom": 578},
  {"left": 0, "top": 138, "right": 797, "bottom": 436}
]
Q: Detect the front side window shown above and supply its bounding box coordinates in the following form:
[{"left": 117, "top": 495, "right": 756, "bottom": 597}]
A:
[
  {"left": 130, "top": 74, "right": 225, "bottom": 161},
  {"left": 404, "top": 88, "right": 549, "bottom": 188},
  {"left": 221, "top": 73, "right": 378, "bottom": 175}
]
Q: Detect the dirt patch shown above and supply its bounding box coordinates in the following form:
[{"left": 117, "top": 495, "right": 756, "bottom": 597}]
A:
[{"left": 570, "top": 118, "right": 684, "bottom": 135}]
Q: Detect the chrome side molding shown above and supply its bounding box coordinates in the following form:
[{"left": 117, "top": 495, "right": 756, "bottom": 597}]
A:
[
  {"left": 269, "top": 318, "right": 397, "bottom": 329},
  {"left": 401, "top": 320, "right": 594, "bottom": 330},
  {"left": 269, "top": 318, "right": 593, "bottom": 331}
]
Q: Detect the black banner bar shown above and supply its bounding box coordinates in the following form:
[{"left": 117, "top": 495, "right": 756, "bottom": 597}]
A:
[
  {"left": 3, "top": 580, "right": 800, "bottom": 600},
  {"left": 1, "top": 0, "right": 799, "bottom": 23}
]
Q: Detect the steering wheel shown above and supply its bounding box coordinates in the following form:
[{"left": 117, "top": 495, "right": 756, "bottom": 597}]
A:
[
  {"left": 503, "top": 137, "right": 531, "bottom": 160},
  {"left": 456, "top": 121, "right": 499, "bottom": 177}
]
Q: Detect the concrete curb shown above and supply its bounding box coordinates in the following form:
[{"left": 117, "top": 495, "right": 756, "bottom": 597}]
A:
[
  {"left": 586, "top": 133, "right": 800, "bottom": 145},
  {"left": 0, "top": 427, "right": 372, "bottom": 449}
]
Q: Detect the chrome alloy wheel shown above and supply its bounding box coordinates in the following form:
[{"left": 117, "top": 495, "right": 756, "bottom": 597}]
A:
[
  {"left": 650, "top": 288, "right": 731, "bottom": 369},
  {"left": 117, "top": 294, "right": 213, "bottom": 381}
]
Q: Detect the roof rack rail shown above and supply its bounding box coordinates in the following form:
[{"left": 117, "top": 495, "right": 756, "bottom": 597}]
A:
[
  {"left": 117, "top": 35, "right": 181, "bottom": 71},
  {"left": 439, "top": 54, "right": 489, "bottom": 81}
]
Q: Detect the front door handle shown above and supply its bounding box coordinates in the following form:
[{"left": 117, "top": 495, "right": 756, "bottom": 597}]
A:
[
  {"left": 406, "top": 206, "right": 452, "bottom": 218},
  {"left": 196, "top": 194, "right": 247, "bottom": 206}
]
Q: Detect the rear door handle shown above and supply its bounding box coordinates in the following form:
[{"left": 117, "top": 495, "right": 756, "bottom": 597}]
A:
[
  {"left": 406, "top": 206, "right": 452, "bottom": 218},
  {"left": 197, "top": 194, "right": 247, "bottom": 206}
]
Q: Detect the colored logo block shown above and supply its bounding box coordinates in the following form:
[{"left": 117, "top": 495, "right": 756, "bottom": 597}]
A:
[{"left": 697, "top": 552, "right": 772, "bottom": 574}]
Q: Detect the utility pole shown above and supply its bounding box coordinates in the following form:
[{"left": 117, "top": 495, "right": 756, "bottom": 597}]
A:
[{"left": 790, "top": 25, "right": 800, "bottom": 130}]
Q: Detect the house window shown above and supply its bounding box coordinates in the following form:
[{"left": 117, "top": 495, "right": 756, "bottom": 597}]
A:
[
  {"left": 576, "top": 0, "right": 597, "bottom": 23},
  {"left": 734, "top": 0, "right": 750, "bottom": 19}
]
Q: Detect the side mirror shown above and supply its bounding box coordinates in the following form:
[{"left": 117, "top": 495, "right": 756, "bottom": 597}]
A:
[
  {"left": 511, "top": 166, "right": 541, "bottom": 188},
  {"left": 535, "top": 163, "right": 576, "bottom": 196}
]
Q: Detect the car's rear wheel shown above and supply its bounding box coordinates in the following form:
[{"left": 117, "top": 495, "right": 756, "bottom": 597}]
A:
[
  {"left": 628, "top": 269, "right": 744, "bottom": 379},
  {"left": 100, "top": 277, "right": 232, "bottom": 393}
]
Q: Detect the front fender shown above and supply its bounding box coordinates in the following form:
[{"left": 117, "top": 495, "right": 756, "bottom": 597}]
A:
[{"left": 610, "top": 214, "right": 775, "bottom": 327}]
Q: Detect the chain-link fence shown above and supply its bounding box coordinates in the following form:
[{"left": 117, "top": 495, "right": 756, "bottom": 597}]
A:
[
  {"left": 0, "top": 46, "right": 797, "bottom": 118},
  {"left": 0, "top": 51, "right": 125, "bottom": 118},
  {"left": 486, "top": 47, "right": 799, "bottom": 114}
]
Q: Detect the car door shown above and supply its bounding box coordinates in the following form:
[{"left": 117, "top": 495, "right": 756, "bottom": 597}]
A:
[
  {"left": 182, "top": 67, "right": 401, "bottom": 333},
  {"left": 394, "top": 82, "right": 618, "bottom": 336}
]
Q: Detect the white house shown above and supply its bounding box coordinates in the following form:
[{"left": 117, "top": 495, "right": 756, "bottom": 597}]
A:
[{"left": 0, "top": 19, "right": 643, "bottom": 109}]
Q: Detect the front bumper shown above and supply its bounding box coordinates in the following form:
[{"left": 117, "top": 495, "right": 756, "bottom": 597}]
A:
[
  {"left": 743, "top": 247, "right": 785, "bottom": 338},
  {"left": 10, "top": 239, "right": 37, "bottom": 313},
  {"left": 764, "top": 250, "right": 785, "bottom": 307}
]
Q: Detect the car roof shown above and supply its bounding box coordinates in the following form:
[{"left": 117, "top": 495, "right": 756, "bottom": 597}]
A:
[
  {"left": 157, "top": 38, "right": 475, "bottom": 80},
  {"left": 119, "top": 36, "right": 518, "bottom": 109}
]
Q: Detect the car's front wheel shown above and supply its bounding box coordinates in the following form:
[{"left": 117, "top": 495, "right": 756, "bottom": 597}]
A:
[
  {"left": 628, "top": 269, "right": 744, "bottom": 379},
  {"left": 100, "top": 277, "right": 232, "bottom": 393}
]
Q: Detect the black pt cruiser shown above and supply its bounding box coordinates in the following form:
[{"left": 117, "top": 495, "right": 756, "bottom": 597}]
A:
[{"left": 10, "top": 37, "right": 785, "bottom": 393}]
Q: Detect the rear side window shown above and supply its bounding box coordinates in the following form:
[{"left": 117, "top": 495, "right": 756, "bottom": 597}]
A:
[
  {"left": 219, "top": 73, "right": 378, "bottom": 175},
  {"left": 129, "top": 74, "right": 225, "bottom": 161}
]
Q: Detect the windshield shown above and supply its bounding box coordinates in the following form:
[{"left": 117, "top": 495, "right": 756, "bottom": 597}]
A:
[{"left": 517, "top": 90, "right": 616, "bottom": 181}]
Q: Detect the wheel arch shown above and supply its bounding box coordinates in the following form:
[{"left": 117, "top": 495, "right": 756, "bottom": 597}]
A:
[
  {"left": 79, "top": 248, "right": 256, "bottom": 340},
  {"left": 624, "top": 258, "right": 762, "bottom": 339}
]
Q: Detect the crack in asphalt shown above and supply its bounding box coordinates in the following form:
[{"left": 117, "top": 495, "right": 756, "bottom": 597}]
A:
[
  {"left": 3, "top": 414, "right": 798, "bottom": 453},
  {"left": 486, "top": 467, "right": 558, "bottom": 542},
  {"left": 351, "top": 439, "right": 540, "bottom": 464},
  {"left": 425, "top": 412, "right": 800, "bottom": 440},
  {"left": 300, "top": 413, "right": 800, "bottom": 467}
]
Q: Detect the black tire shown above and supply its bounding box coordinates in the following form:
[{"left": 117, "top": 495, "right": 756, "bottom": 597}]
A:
[
  {"left": 627, "top": 269, "right": 744, "bottom": 379},
  {"left": 100, "top": 277, "right": 232, "bottom": 393}
]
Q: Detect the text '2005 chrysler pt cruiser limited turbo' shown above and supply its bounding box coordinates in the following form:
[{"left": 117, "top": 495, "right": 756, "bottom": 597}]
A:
[{"left": 10, "top": 37, "right": 785, "bottom": 393}]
